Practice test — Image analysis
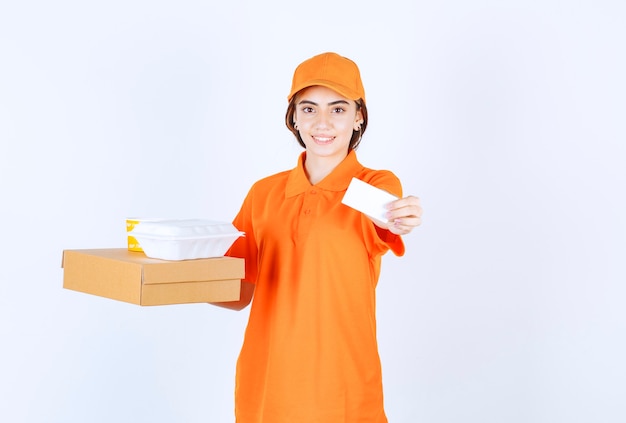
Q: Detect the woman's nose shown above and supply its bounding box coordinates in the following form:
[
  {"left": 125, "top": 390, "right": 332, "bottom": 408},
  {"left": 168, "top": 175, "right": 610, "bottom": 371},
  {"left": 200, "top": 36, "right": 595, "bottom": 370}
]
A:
[{"left": 314, "top": 113, "right": 330, "bottom": 129}]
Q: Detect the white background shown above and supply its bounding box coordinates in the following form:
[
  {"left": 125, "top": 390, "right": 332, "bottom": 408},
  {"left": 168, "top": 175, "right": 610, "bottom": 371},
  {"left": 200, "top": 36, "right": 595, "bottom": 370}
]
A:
[{"left": 1, "top": 1, "right": 625, "bottom": 422}]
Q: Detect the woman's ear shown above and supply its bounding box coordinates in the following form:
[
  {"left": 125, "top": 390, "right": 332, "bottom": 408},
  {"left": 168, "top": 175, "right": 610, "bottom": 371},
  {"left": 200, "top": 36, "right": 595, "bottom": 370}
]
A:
[
  {"left": 354, "top": 110, "right": 364, "bottom": 131},
  {"left": 355, "top": 108, "right": 364, "bottom": 125}
]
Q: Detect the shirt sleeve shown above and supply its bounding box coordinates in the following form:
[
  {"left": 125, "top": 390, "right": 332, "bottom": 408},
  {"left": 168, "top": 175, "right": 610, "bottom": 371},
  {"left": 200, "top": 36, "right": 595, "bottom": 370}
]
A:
[
  {"left": 226, "top": 186, "right": 259, "bottom": 284},
  {"left": 360, "top": 170, "right": 406, "bottom": 257}
]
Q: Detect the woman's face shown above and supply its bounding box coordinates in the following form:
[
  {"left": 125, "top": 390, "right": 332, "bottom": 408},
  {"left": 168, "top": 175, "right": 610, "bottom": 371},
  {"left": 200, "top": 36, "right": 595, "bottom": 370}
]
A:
[{"left": 293, "top": 85, "right": 363, "bottom": 163}]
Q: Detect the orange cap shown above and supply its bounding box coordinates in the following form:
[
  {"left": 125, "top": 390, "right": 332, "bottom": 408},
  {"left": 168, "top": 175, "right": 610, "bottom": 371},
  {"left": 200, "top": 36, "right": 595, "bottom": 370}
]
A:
[{"left": 287, "top": 52, "right": 366, "bottom": 103}]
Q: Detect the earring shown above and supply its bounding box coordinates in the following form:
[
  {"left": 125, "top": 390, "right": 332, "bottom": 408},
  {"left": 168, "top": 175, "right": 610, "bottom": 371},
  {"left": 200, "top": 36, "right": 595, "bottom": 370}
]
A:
[{"left": 294, "top": 122, "right": 299, "bottom": 130}]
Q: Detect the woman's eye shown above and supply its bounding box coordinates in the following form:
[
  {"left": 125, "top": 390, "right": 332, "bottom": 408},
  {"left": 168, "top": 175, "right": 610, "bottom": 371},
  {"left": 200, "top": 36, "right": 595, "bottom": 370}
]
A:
[
  {"left": 301, "top": 107, "right": 314, "bottom": 113},
  {"left": 332, "top": 107, "right": 345, "bottom": 113}
]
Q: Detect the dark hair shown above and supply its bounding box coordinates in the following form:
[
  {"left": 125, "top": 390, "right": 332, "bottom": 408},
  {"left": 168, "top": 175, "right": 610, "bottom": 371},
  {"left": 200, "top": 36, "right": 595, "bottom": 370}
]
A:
[{"left": 285, "top": 96, "right": 368, "bottom": 150}]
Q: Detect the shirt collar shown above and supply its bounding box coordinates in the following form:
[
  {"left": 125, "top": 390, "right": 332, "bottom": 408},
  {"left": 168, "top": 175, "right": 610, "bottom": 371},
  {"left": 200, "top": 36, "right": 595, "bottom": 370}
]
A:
[{"left": 285, "top": 150, "right": 364, "bottom": 198}]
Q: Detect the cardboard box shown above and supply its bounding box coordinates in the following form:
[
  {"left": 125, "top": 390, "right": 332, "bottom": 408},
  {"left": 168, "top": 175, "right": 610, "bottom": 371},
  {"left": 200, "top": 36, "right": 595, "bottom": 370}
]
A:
[{"left": 62, "top": 248, "right": 244, "bottom": 306}]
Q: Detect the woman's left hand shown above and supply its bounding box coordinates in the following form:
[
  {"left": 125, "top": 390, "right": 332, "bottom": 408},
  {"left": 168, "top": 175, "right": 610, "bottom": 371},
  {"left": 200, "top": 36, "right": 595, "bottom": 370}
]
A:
[{"left": 384, "top": 195, "right": 423, "bottom": 235}]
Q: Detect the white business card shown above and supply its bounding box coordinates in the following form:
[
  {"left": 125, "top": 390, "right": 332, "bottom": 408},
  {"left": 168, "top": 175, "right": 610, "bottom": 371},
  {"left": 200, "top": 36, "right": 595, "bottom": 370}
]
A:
[{"left": 341, "top": 177, "right": 398, "bottom": 223}]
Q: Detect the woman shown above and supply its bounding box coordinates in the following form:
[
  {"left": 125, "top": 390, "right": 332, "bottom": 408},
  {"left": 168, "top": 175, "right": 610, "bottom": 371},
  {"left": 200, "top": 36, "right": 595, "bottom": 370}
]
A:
[{"left": 219, "top": 52, "right": 422, "bottom": 422}]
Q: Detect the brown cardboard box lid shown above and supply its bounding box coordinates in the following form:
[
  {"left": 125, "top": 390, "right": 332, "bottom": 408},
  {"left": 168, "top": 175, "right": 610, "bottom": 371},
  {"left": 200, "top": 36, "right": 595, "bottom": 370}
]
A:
[{"left": 62, "top": 248, "right": 244, "bottom": 285}]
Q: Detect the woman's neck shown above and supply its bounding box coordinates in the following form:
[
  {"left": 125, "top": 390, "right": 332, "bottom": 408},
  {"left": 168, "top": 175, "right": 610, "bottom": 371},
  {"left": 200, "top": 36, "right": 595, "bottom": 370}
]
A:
[{"left": 304, "top": 152, "right": 347, "bottom": 185}]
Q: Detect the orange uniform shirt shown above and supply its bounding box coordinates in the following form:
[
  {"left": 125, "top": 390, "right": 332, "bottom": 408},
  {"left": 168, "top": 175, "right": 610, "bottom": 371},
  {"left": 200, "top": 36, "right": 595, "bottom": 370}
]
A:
[{"left": 228, "top": 150, "right": 405, "bottom": 423}]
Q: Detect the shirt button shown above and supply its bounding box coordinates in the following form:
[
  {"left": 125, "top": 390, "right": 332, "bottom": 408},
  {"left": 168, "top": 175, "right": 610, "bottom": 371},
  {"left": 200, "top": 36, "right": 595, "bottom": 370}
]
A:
[
  {"left": 310, "top": 190, "right": 317, "bottom": 195},
  {"left": 304, "top": 209, "right": 311, "bottom": 215}
]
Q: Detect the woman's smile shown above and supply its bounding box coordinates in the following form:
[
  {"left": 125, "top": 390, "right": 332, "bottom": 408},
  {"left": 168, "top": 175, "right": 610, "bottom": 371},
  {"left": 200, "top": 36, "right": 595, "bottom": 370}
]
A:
[{"left": 311, "top": 135, "right": 335, "bottom": 144}]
